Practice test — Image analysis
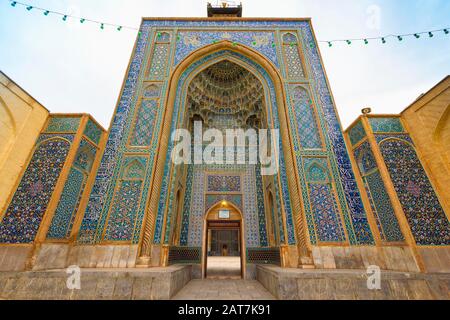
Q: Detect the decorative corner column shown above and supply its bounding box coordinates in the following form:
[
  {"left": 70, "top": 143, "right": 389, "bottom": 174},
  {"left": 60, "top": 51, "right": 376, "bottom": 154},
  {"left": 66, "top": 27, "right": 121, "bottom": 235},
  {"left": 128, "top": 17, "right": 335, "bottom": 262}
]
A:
[{"left": 361, "top": 116, "right": 425, "bottom": 272}]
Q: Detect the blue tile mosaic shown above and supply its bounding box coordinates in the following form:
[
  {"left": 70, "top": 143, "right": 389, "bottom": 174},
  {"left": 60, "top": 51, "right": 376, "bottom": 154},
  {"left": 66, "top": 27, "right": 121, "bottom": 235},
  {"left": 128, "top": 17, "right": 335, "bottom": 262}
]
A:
[
  {"left": 354, "top": 141, "right": 404, "bottom": 242},
  {"left": 0, "top": 136, "right": 72, "bottom": 243},
  {"left": 379, "top": 138, "right": 450, "bottom": 245}
]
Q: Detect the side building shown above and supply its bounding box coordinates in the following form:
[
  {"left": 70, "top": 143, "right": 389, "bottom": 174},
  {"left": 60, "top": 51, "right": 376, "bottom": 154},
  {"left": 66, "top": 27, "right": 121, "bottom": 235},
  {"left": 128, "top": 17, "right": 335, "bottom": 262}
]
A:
[
  {"left": 344, "top": 76, "right": 450, "bottom": 273},
  {"left": 0, "top": 71, "right": 107, "bottom": 271}
]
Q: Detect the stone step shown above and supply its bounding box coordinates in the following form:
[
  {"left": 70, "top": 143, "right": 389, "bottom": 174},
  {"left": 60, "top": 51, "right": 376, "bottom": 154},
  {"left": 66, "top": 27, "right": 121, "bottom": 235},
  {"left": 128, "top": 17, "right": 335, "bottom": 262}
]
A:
[
  {"left": 257, "top": 265, "right": 450, "bottom": 300},
  {"left": 0, "top": 265, "right": 191, "bottom": 300}
]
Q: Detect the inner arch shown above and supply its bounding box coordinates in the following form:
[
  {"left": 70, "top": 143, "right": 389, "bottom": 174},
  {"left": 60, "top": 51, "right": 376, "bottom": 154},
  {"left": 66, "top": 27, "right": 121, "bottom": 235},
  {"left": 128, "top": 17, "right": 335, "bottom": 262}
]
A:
[{"left": 180, "top": 60, "right": 270, "bottom": 247}]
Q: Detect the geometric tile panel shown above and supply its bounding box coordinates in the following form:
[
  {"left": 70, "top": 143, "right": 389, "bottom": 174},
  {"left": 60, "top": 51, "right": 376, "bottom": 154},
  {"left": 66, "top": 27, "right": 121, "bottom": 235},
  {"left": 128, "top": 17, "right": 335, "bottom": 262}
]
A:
[
  {"left": 46, "top": 168, "right": 86, "bottom": 240},
  {"left": 45, "top": 117, "right": 81, "bottom": 133},
  {"left": 157, "top": 32, "right": 171, "bottom": 43},
  {"left": 175, "top": 31, "right": 279, "bottom": 67},
  {"left": 309, "top": 183, "right": 346, "bottom": 243},
  {"left": 123, "top": 160, "right": 146, "bottom": 179},
  {"left": 355, "top": 141, "right": 377, "bottom": 174},
  {"left": 305, "top": 159, "right": 346, "bottom": 243},
  {"left": 83, "top": 119, "right": 103, "bottom": 145},
  {"left": 370, "top": 117, "right": 404, "bottom": 133},
  {"left": 205, "top": 194, "right": 243, "bottom": 212},
  {"left": 102, "top": 157, "right": 146, "bottom": 242},
  {"left": 129, "top": 99, "right": 159, "bottom": 147},
  {"left": 149, "top": 44, "right": 169, "bottom": 80},
  {"left": 47, "top": 138, "right": 97, "bottom": 240},
  {"left": 73, "top": 139, "right": 97, "bottom": 172},
  {"left": 243, "top": 166, "right": 263, "bottom": 248},
  {"left": 255, "top": 165, "right": 268, "bottom": 247},
  {"left": 354, "top": 141, "right": 404, "bottom": 242},
  {"left": 153, "top": 50, "right": 292, "bottom": 247},
  {"left": 284, "top": 44, "right": 305, "bottom": 78},
  {"left": 349, "top": 121, "right": 366, "bottom": 146},
  {"left": 364, "top": 170, "right": 405, "bottom": 242},
  {"left": 77, "top": 24, "right": 150, "bottom": 244},
  {"left": 180, "top": 164, "right": 263, "bottom": 249},
  {"left": 291, "top": 86, "right": 322, "bottom": 149},
  {"left": 207, "top": 175, "right": 241, "bottom": 192},
  {"left": 103, "top": 180, "right": 143, "bottom": 242},
  {"left": 0, "top": 138, "right": 71, "bottom": 243},
  {"left": 277, "top": 152, "right": 289, "bottom": 244},
  {"left": 179, "top": 165, "right": 194, "bottom": 246},
  {"left": 283, "top": 33, "right": 305, "bottom": 78},
  {"left": 300, "top": 24, "right": 374, "bottom": 245},
  {"left": 143, "top": 83, "right": 161, "bottom": 99},
  {"left": 81, "top": 19, "right": 374, "bottom": 249},
  {"left": 282, "top": 33, "right": 297, "bottom": 44},
  {"left": 305, "top": 161, "right": 329, "bottom": 182},
  {"left": 380, "top": 138, "right": 450, "bottom": 245},
  {"left": 186, "top": 168, "right": 206, "bottom": 247}
]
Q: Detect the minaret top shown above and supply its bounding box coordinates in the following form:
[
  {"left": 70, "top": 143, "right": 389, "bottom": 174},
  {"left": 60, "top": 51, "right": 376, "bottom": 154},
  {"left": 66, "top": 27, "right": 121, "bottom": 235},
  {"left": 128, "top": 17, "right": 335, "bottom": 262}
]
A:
[{"left": 207, "top": 2, "right": 243, "bottom": 17}]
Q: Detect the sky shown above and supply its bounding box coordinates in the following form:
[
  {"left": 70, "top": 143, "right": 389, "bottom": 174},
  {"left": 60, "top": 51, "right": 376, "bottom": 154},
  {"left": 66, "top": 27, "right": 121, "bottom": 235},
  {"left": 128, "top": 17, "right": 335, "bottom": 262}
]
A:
[{"left": 0, "top": 0, "right": 449, "bottom": 129}]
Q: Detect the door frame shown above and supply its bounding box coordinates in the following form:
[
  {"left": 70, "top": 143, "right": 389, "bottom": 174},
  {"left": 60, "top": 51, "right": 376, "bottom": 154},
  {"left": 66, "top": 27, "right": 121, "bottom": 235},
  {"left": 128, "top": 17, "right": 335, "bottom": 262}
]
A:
[{"left": 202, "top": 202, "right": 245, "bottom": 279}]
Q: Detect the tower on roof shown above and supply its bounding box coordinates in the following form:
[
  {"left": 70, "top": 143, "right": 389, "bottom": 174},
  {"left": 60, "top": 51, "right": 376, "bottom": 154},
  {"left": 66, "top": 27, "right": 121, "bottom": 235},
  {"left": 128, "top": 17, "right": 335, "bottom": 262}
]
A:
[{"left": 207, "top": 2, "right": 243, "bottom": 17}]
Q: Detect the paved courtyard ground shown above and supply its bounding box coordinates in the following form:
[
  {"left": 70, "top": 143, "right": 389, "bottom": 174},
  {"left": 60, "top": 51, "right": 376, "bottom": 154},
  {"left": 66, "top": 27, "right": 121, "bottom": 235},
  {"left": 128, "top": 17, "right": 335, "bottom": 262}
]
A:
[
  {"left": 172, "top": 256, "right": 275, "bottom": 300},
  {"left": 172, "top": 279, "right": 275, "bottom": 300},
  {"left": 206, "top": 256, "right": 241, "bottom": 279}
]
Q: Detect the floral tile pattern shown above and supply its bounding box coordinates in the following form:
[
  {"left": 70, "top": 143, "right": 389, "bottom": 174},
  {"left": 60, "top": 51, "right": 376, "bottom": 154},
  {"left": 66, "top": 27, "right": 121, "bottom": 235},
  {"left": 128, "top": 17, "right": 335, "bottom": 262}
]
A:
[
  {"left": 81, "top": 20, "right": 374, "bottom": 249},
  {"left": 0, "top": 136, "right": 72, "bottom": 243},
  {"left": 379, "top": 138, "right": 450, "bottom": 245},
  {"left": 47, "top": 139, "right": 97, "bottom": 240},
  {"left": 370, "top": 117, "right": 404, "bottom": 133},
  {"left": 83, "top": 119, "right": 103, "bottom": 145},
  {"left": 354, "top": 141, "right": 404, "bottom": 242}
]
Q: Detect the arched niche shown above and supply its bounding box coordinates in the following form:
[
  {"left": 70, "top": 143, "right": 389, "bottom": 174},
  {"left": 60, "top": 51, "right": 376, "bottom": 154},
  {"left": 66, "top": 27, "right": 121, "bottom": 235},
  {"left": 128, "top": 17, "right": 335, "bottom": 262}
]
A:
[
  {"left": 379, "top": 137, "right": 450, "bottom": 245},
  {"left": 0, "top": 97, "right": 16, "bottom": 166},
  {"left": 139, "top": 41, "right": 308, "bottom": 267}
]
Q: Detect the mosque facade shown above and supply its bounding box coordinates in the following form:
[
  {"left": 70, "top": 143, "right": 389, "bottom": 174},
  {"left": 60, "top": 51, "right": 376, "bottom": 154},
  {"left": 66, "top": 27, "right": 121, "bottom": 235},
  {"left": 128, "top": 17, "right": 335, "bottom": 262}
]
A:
[{"left": 0, "top": 6, "right": 449, "bottom": 285}]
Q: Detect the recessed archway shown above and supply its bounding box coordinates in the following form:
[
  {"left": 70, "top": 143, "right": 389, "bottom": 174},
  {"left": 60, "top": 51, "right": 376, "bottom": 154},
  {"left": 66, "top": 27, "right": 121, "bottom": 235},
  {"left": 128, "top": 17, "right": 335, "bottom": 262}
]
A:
[
  {"left": 203, "top": 201, "right": 245, "bottom": 279},
  {"left": 138, "top": 41, "right": 309, "bottom": 270}
]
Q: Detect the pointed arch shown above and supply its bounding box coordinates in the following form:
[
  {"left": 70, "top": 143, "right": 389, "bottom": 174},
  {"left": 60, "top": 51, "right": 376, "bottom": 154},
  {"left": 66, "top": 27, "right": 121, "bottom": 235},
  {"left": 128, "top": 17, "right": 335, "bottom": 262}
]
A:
[
  {"left": 156, "top": 32, "right": 171, "bottom": 43},
  {"left": 74, "top": 141, "right": 96, "bottom": 172},
  {"left": 267, "top": 189, "right": 279, "bottom": 245},
  {"left": 356, "top": 146, "right": 377, "bottom": 175},
  {"left": 0, "top": 96, "right": 16, "bottom": 134},
  {"left": 143, "top": 83, "right": 161, "bottom": 98},
  {"left": 0, "top": 136, "right": 71, "bottom": 243},
  {"left": 379, "top": 137, "right": 450, "bottom": 245},
  {"left": 282, "top": 32, "right": 297, "bottom": 44},
  {"left": 123, "top": 159, "right": 146, "bottom": 180},
  {"left": 281, "top": 32, "right": 306, "bottom": 78},
  {"left": 139, "top": 40, "right": 308, "bottom": 261},
  {"left": 433, "top": 103, "right": 450, "bottom": 143},
  {"left": 205, "top": 200, "right": 243, "bottom": 221},
  {"left": 0, "top": 97, "right": 16, "bottom": 167},
  {"left": 306, "top": 161, "right": 329, "bottom": 183}
]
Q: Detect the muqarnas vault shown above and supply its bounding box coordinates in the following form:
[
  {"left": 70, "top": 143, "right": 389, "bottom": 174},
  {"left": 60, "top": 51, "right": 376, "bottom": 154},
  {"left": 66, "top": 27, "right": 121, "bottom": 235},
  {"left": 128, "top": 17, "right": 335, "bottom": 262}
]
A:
[{"left": 0, "top": 12, "right": 449, "bottom": 279}]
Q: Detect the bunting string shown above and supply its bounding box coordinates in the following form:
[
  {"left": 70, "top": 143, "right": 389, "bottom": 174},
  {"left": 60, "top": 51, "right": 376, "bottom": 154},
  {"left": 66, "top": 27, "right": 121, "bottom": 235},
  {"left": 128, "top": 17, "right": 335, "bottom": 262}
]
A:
[{"left": 6, "top": 0, "right": 450, "bottom": 46}]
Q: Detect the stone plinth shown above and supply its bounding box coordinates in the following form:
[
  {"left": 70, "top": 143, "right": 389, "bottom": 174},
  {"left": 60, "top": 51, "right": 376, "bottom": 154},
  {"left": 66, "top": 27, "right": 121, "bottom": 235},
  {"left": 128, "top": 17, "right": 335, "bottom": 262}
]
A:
[{"left": 257, "top": 265, "right": 450, "bottom": 300}]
